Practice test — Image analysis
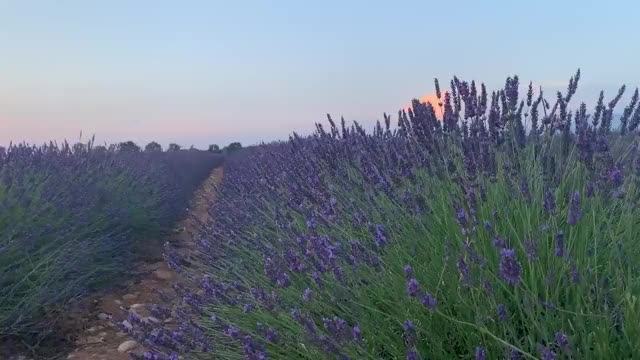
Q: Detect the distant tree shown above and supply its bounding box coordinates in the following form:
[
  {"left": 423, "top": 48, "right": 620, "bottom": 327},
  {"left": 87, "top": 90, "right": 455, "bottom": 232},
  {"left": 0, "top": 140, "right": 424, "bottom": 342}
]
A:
[
  {"left": 145, "top": 141, "right": 163, "bottom": 152},
  {"left": 72, "top": 142, "right": 87, "bottom": 153},
  {"left": 225, "top": 142, "right": 242, "bottom": 152},
  {"left": 208, "top": 144, "right": 221, "bottom": 153},
  {"left": 93, "top": 145, "right": 107, "bottom": 153},
  {"left": 119, "top": 141, "right": 140, "bottom": 152},
  {"left": 168, "top": 143, "right": 182, "bottom": 152}
]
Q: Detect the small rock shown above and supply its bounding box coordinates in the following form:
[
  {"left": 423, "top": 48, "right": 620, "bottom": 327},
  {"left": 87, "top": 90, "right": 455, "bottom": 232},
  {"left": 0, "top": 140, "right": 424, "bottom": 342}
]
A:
[
  {"left": 97, "top": 313, "right": 110, "bottom": 320},
  {"left": 153, "top": 269, "right": 174, "bottom": 280},
  {"left": 86, "top": 326, "right": 98, "bottom": 333},
  {"left": 164, "top": 317, "right": 173, "bottom": 323},
  {"left": 123, "top": 294, "right": 137, "bottom": 300},
  {"left": 98, "top": 331, "right": 107, "bottom": 337},
  {"left": 130, "top": 303, "right": 145, "bottom": 310},
  {"left": 117, "top": 340, "right": 138, "bottom": 353},
  {"left": 67, "top": 355, "right": 77, "bottom": 359},
  {"left": 114, "top": 299, "right": 123, "bottom": 305},
  {"left": 122, "top": 319, "right": 133, "bottom": 331}
]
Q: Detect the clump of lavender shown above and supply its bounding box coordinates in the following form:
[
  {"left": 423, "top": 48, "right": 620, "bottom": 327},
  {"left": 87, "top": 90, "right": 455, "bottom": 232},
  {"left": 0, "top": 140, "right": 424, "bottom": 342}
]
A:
[{"left": 499, "top": 248, "right": 522, "bottom": 286}]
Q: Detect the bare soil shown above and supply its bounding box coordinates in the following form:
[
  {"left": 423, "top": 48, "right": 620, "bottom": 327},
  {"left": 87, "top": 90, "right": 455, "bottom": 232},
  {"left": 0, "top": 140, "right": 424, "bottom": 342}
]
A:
[{"left": 26, "top": 166, "right": 223, "bottom": 360}]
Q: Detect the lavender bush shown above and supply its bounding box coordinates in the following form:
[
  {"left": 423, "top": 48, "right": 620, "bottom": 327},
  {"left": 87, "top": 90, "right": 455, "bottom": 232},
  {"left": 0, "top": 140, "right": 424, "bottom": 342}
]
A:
[
  {"left": 0, "top": 141, "right": 222, "bottom": 342},
  {"left": 140, "top": 71, "right": 640, "bottom": 359}
]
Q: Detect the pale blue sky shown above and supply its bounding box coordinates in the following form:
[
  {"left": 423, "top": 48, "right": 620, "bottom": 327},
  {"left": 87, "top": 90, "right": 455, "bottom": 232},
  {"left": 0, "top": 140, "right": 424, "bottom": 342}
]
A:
[{"left": 0, "top": 0, "right": 637, "bottom": 148}]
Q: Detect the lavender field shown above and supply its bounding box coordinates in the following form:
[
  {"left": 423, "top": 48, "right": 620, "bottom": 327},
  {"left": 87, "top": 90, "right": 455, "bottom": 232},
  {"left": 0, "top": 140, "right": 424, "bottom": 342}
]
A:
[
  {"left": 0, "top": 142, "right": 222, "bottom": 348},
  {"left": 116, "top": 71, "right": 640, "bottom": 359}
]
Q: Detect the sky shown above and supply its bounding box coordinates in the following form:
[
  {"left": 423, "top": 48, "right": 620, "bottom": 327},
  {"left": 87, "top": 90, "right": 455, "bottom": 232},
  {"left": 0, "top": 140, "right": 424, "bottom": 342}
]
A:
[{"left": 1, "top": 0, "right": 639, "bottom": 148}]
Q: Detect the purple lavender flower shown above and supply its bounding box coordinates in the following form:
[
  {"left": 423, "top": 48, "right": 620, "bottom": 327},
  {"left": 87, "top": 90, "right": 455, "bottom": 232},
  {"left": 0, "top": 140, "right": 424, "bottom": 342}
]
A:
[
  {"left": 407, "top": 350, "right": 419, "bottom": 360},
  {"left": 456, "top": 208, "right": 468, "bottom": 227},
  {"left": 555, "top": 331, "right": 569, "bottom": 352},
  {"left": 586, "top": 181, "right": 595, "bottom": 197},
  {"left": 568, "top": 191, "right": 581, "bottom": 225},
  {"left": 499, "top": 248, "right": 522, "bottom": 286},
  {"left": 291, "top": 309, "right": 302, "bottom": 321},
  {"left": 352, "top": 325, "right": 362, "bottom": 343},
  {"left": 266, "top": 327, "right": 279, "bottom": 343},
  {"left": 403, "top": 320, "right": 416, "bottom": 345},
  {"left": 243, "top": 303, "right": 254, "bottom": 313},
  {"left": 224, "top": 325, "right": 240, "bottom": 339},
  {"left": 375, "top": 224, "right": 387, "bottom": 247},
  {"left": 457, "top": 257, "right": 471, "bottom": 286},
  {"left": 543, "top": 189, "right": 556, "bottom": 214},
  {"left": 509, "top": 349, "right": 521, "bottom": 360},
  {"left": 493, "top": 236, "right": 506, "bottom": 249},
  {"left": 484, "top": 221, "right": 493, "bottom": 233},
  {"left": 608, "top": 166, "right": 624, "bottom": 186},
  {"left": 524, "top": 238, "right": 538, "bottom": 261},
  {"left": 312, "top": 271, "right": 322, "bottom": 286},
  {"left": 540, "top": 346, "right": 557, "bottom": 360},
  {"left": 482, "top": 279, "right": 494, "bottom": 295},
  {"left": 554, "top": 231, "right": 565, "bottom": 257},
  {"left": 406, "top": 278, "right": 420, "bottom": 297},
  {"left": 475, "top": 346, "right": 486, "bottom": 360},
  {"left": 302, "top": 288, "right": 313, "bottom": 302},
  {"left": 570, "top": 263, "right": 580, "bottom": 283},
  {"left": 404, "top": 264, "right": 413, "bottom": 279},
  {"left": 419, "top": 292, "right": 437, "bottom": 310},
  {"left": 496, "top": 304, "right": 507, "bottom": 321}
]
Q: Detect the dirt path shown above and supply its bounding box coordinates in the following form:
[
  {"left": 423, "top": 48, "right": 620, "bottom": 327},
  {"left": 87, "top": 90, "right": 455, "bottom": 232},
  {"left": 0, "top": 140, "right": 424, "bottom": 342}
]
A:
[{"left": 61, "top": 166, "right": 223, "bottom": 360}]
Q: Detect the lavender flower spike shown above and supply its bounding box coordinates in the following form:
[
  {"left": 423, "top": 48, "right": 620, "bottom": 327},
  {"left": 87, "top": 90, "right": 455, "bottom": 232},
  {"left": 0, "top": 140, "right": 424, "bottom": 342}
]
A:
[
  {"left": 404, "top": 264, "right": 413, "bottom": 279},
  {"left": 554, "top": 231, "right": 565, "bottom": 257},
  {"left": 406, "top": 278, "right": 420, "bottom": 297},
  {"left": 568, "top": 191, "right": 581, "bottom": 225},
  {"left": 475, "top": 346, "right": 486, "bottom": 360},
  {"left": 499, "top": 248, "right": 522, "bottom": 286}
]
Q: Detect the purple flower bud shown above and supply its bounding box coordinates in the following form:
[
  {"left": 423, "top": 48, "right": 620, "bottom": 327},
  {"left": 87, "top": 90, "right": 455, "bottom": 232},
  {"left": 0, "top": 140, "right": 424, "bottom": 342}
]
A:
[
  {"left": 554, "top": 231, "right": 565, "bottom": 257},
  {"left": 493, "top": 236, "right": 506, "bottom": 249},
  {"left": 499, "top": 248, "right": 522, "bottom": 286},
  {"left": 524, "top": 238, "right": 538, "bottom": 261},
  {"left": 404, "top": 264, "right": 413, "bottom": 278},
  {"left": 457, "top": 257, "right": 471, "bottom": 286},
  {"left": 375, "top": 224, "right": 387, "bottom": 247},
  {"left": 540, "top": 346, "right": 557, "bottom": 360},
  {"left": 266, "top": 327, "right": 279, "bottom": 343},
  {"left": 568, "top": 191, "right": 581, "bottom": 225},
  {"left": 608, "top": 166, "right": 624, "bottom": 186},
  {"left": 403, "top": 320, "right": 416, "bottom": 345},
  {"left": 406, "top": 278, "right": 420, "bottom": 297},
  {"left": 509, "top": 349, "right": 522, "bottom": 360},
  {"left": 496, "top": 304, "right": 507, "bottom": 321},
  {"left": 352, "top": 325, "right": 362, "bottom": 343},
  {"left": 555, "top": 331, "right": 569, "bottom": 352},
  {"left": 407, "top": 350, "right": 419, "bottom": 360},
  {"left": 544, "top": 189, "right": 556, "bottom": 214},
  {"left": 570, "top": 263, "right": 580, "bottom": 283},
  {"left": 475, "top": 347, "right": 486, "bottom": 360},
  {"left": 302, "top": 288, "right": 313, "bottom": 302},
  {"left": 291, "top": 309, "right": 302, "bottom": 321},
  {"left": 419, "top": 292, "right": 437, "bottom": 310}
]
